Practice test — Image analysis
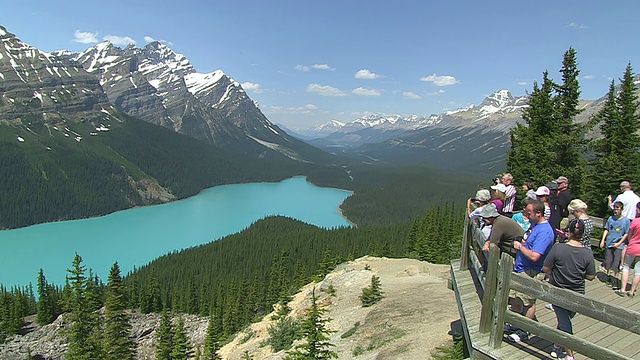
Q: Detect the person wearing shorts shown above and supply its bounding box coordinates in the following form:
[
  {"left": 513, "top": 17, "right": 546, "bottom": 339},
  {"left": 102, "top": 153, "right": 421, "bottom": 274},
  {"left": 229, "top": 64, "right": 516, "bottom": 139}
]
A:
[
  {"left": 619, "top": 202, "right": 640, "bottom": 296},
  {"left": 600, "top": 201, "right": 630, "bottom": 290}
]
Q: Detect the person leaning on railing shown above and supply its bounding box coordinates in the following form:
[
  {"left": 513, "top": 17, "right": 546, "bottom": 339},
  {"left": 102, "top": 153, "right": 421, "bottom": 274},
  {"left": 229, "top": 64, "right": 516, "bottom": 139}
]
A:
[{"left": 510, "top": 199, "right": 555, "bottom": 324}]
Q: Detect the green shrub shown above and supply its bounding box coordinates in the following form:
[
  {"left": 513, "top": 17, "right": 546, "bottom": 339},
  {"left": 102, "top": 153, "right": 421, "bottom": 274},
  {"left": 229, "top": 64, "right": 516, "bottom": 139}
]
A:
[
  {"left": 263, "top": 317, "right": 301, "bottom": 352},
  {"left": 340, "top": 322, "right": 360, "bottom": 339}
]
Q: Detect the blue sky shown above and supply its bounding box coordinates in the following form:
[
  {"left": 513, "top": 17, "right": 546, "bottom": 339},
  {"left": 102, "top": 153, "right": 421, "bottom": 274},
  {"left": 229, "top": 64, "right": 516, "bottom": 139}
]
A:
[{"left": 2, "top": 1, "right": 639, "bottom": 129}]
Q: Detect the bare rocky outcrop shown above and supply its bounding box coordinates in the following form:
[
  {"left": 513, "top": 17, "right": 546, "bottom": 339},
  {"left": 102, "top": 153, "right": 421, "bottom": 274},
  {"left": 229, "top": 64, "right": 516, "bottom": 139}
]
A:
[{"left": 0, "top": 257, "right": 459, "bottom": 360}]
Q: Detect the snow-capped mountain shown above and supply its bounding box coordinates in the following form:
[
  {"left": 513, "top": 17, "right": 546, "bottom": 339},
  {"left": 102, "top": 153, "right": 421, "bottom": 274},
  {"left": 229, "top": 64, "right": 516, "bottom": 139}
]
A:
[
  {"left": 0, "top": 26, "right": 118, "bottom": 126},
  {"left": 1, "top": 26, "right": 327, "bottom": 162},
  {"left": 309, "top": 90, "right": 528, "bottom": 138}
]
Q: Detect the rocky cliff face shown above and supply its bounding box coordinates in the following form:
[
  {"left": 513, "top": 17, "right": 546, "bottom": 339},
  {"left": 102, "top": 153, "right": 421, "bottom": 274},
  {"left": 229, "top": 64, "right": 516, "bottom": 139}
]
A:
[
  {"left": 0, "top": 26, "right": 117, "bottom": 126},
  {"left": 0, "top": 257, "right": 458, "bottom": 360},
  {"left": 70, "top": 39, "right": 317, "bottom": 160}
]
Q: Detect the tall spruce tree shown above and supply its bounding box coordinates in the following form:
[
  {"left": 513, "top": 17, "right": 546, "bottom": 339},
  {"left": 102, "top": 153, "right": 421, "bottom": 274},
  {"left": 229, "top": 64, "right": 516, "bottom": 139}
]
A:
[
  {"left": 587, "top": 64, "right": 640, "bottom": 215},
  {"left": 507, "top": 72, "right": 557, "bottom": 184},
  {"left": 285, "top": 288, "right": 337, "bottom": 360},
  {"left": 615, "top": 63, "right": 640, "bottom": 181},
  {"left": 155, "top": 310, "right": 173, "bottom": 360},
  {"left": 65, "top": 253, "right": 103, "bottom": 360},
  {"left": 170, "top": 317, "right": 193, "bottom": 360},
  {"left": 202, "top": 314, "right": 222, "bottom": 360},
  {"left": 553, "top": 47, "right": 585, "bottom": 194},
  {"left": 36, "top": 268, "right": 55, "bottom": 325},
  {"left": 507, "top": 48, "right": 586, "bottom": 193},
  {"left": 104, "top": 262, "right": 135, "bottom": 360}
]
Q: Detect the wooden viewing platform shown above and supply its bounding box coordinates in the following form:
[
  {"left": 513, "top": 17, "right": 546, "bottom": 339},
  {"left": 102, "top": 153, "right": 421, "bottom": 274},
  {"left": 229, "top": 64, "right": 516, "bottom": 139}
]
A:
[{"left": 450, "top": 216, "right": 640, "bottom": 360}]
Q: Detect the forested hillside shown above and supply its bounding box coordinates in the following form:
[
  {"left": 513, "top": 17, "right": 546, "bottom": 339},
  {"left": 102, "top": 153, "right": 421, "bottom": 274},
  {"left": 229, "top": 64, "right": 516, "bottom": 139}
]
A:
[{"left": 0, "top": 115, "right": 347, "bottom": 229}]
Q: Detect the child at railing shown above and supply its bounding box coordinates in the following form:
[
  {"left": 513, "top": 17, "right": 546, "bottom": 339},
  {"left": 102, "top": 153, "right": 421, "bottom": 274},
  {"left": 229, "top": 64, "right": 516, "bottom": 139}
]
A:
[
  {"left": 600, "top": 201, "right": 630, "bottom": 291},
  {"left": 543, "top": 218, "right": 597, "bottom": 360}
]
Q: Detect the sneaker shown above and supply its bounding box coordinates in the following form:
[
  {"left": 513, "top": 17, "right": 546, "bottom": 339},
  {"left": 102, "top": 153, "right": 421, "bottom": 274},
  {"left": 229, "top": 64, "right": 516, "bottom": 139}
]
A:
[
  {"left": 550, "top": 344, "right": 565, "bottom": 358},
  {"left": 599, "top": 265, "right": 606, "bottom": 272},
  {"left": 628, "top": 291, "right": 635, "bottom": 298},
  {"left": 615, "top": 289, "right": 625, "bottom": 296},
  {"left": 507, "top": 329, "right": 529, "bottom": 342},
  {"left": 503, "top": 323, "right": 519, "bottom": 334},
  {"left": 545, "top": 303, "right": 554, "bottom": 310}
]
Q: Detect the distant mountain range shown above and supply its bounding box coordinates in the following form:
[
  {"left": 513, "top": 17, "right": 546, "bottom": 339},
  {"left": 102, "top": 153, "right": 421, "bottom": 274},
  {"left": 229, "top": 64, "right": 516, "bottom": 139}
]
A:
[{"left": 295, "top": 87, "right": 621, "bottom": 171}]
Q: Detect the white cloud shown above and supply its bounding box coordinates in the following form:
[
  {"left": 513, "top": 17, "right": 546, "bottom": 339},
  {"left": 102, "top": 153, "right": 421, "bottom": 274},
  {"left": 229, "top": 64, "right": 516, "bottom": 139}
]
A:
[
  {"left": 306, "top": 84, "right": 347, "bottom": 97},
  {"left": 144, "top": 36, "right": 174, "bottom": 46},
  {"left": 242, "top": 82, "right": 263, "bottom": 93},
  {"left": 295, "top": 64, "right": 335, "bottom": 71},
  {"left": 355, "top": 69, "right": 382, "bottom": 79},
  {"left": 427, "top": 89, "right": 446, "bottom": 96},
  {"left": 568, "top": 22, "right": 589, "bottom": 30},
  {"left": 312, "top": 64, "right": 335, "bottom": 71},
  {"left": 583, "top": 75, "right": 594, "bottom": 80},
  {"left": 103, "top": 35, "right": 136, "bottom": 47},
  {"left": 268, "top": 104, "right": 319, "bottom": 114},
  {"left": 420, "top": 73, "right": 459, "bottom": 86},
  {"left": 73, "top": 30, "right": 98, "bottom": 44},
  {"left": 352, "top": 87, "right": 381, "bottom": 96},
  {"left": 518, "top": 81, "right": 528, "bottom": 86},
  {"left": 402, "top": 91, "right": 421, "bottom": 99}
]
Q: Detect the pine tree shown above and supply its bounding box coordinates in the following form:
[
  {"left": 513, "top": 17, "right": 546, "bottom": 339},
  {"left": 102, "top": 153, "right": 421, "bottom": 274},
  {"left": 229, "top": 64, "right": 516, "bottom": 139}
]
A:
[
  {"left": 587, "top": 64, "right": 640, "bottom": 216},
  {"left": 507, "top": 49, "right": 587, "bottom": 193},
  {"left": 359, "top": 275, "right": 383, "bottom": 307},
  {"left": 615, "top": 63, "right": 640, "bottom": 181},
  {"left": 65, "top": 253, "right": 103, "bottom": 360},
  {"left": 553, "top": 47, "right": 586, "bottom": 194},
  {"left": 170, "top": 317, "right": 193, "bottom": 360},
  {"left": 36, "top": 269, "right": 55, "bottom": 325},
  {"left": 285, "top": 288, "right": 337, "bottom": 360},
  {"left": 104, "top": 262, "right": 135, "bottom": 360},
  {"left": 507, "top": 71, "right": 557, "bottom": 183},
  {"left": 202, "top": 314, "right": 222, "bottom": 360},
  {"left": 155, "top": 310, "right": 173, "bottom": 360}
]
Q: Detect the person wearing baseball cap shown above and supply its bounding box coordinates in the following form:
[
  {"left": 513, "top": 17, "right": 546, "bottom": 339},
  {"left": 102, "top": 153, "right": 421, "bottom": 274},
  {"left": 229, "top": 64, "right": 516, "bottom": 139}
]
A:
[{"left": 609, "top": 181, "right": 640, "bottom": 219}]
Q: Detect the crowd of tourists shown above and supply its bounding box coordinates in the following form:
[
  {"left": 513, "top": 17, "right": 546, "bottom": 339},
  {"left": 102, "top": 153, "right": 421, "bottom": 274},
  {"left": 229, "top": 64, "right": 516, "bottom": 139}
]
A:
[{"left": 466, "top": 175, "right": 640, "bottom": 360}]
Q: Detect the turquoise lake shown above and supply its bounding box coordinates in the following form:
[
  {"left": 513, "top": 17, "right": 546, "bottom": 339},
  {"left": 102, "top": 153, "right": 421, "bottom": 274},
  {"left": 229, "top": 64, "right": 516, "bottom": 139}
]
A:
[{"left": 0, "top": 177, "right": 352, "bottom": 288}]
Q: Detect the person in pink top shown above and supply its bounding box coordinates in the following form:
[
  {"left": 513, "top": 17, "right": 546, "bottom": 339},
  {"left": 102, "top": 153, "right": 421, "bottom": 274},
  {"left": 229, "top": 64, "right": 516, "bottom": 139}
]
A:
[{"left": 619, "top": 202, "right": 640, "bottom": 297}]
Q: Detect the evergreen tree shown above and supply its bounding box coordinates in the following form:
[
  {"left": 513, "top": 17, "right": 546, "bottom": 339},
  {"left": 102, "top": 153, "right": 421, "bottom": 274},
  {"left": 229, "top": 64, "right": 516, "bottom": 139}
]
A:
[
  {"left": 615, "top": 63, "right": 640, "bottom": 181},
  {"left": 36, "top": 269, "right": 55, "bottom": 325},
  {"left": 285, "top": 288, "right": 337, "bottom": 360},
  {"left": 586, "top": 64, "right": 640, "bottom": 216},
  {"left": 170, "top": 317, "right": 193, "bottom": 360},
  {"left": 65, "top": 253, "right": 103, "bottom": 360},
  {"left": 155, "top": 310, "right": 173, "bottom": 360},
  {"left": 507, "top": 71, "right": 557, "bottom": 183},
  {"left": 202, "top": 314, "right": 222, "bottom": 360},
  {"left": 553, "top": 47, "right": 585, "bottom": 194},
  {"left": 507, "top": 48, "right": 587, "bottom": 192},
  {"left": 104, "top": 262, "right": 135, "bottom": 360},
  {"left": 359, "top": 275, "right": 383, "bottom": 307}
]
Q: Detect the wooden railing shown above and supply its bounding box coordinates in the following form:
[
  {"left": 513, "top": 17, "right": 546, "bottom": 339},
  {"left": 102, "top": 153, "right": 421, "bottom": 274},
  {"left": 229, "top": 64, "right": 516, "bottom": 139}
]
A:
[{"left": 456, "top": 216, "right": 640, "bottom": 360}]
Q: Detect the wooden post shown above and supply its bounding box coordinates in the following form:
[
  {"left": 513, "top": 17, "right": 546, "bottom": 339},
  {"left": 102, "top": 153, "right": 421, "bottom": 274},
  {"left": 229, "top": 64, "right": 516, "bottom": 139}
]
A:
[
  {"left": 489, "top": 253, "right": 513, "bottom": 348},
  {"left": 479, "top": 244, "right": 500, "bottom": 333},
  {"left": 460, "top": 217, "right": 472, "bottom": 270}
]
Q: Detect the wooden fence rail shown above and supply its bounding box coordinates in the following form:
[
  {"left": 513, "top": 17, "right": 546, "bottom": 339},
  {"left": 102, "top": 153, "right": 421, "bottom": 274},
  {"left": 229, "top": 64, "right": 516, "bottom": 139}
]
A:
[{"left": 452, "top": 216, "right": 640, "bottom": 360}]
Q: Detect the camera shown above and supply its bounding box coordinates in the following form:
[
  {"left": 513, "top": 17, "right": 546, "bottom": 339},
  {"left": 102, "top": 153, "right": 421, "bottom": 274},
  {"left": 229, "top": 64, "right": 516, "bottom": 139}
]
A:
[{"left": 492, "top": 178, "right": 500, "bottom": 185}]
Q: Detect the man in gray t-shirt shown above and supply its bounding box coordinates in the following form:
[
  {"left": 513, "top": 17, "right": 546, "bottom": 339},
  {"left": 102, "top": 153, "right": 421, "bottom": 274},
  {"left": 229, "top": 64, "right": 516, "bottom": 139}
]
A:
[{"left": 481, "top": 204, "right": 525, "bottom": 258}]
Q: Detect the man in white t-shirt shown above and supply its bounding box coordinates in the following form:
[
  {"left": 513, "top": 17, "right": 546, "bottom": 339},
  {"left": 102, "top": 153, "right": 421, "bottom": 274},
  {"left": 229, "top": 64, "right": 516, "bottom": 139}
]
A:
[{"left": 609, "top": 181, "right": 640, "bottom": 219}]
